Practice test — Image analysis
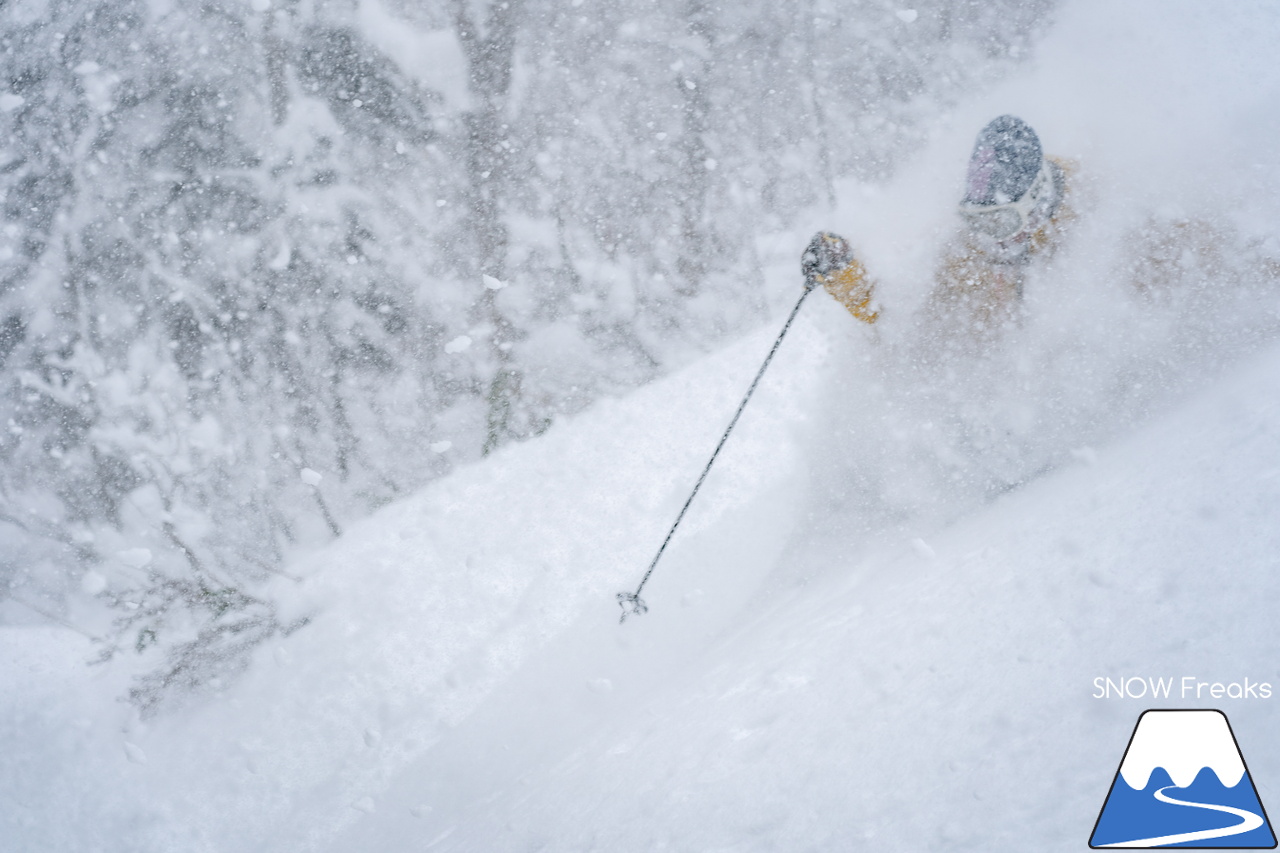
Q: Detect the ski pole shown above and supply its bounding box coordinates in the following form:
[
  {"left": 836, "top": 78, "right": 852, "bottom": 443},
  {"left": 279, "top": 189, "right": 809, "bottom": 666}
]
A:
[{"left": 617, "top": 278, "right": 819, "bottom": 623}]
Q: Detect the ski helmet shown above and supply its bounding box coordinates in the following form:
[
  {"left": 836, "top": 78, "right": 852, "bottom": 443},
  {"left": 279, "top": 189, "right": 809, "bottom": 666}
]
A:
[
  {"left": 958, "top": 115, "right": 1059, "bottom": 245},
  {"left": 962, "top": 115, "right": 1043, "bottom": 207}
]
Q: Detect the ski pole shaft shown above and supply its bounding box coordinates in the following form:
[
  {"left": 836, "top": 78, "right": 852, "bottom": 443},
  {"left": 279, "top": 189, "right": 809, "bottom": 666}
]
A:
[{"left": 618, "top": 283, "right": 817, "bottom": 622}]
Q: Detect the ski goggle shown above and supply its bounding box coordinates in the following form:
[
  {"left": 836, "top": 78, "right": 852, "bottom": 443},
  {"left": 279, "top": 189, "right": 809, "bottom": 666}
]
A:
[{"left": 958, "top": 159, "right": 1053, "bottom": 241}]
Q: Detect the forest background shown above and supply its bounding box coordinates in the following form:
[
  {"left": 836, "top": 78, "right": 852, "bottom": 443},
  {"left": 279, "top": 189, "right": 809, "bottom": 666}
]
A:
[{"left": 0, "top": 0, "right": 1051, "bottom": 708}]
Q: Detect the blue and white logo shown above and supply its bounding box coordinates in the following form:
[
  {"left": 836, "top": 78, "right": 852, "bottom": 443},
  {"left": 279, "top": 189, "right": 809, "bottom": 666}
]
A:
[{"left": 1090, "top": 709, "right": 1276, "bottom": 848}]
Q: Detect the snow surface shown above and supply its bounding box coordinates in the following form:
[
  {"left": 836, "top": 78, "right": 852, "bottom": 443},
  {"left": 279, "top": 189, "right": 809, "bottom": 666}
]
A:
[
  {"left": 5, "top": 0, "right": 1280, "bottom": 851},
  {"left": 1119, "top": 711, "right": 1246, "bottom": 790}
]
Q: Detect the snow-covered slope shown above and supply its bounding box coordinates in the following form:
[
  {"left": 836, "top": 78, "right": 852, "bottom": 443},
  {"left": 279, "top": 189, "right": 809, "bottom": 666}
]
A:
[
  {"left": 8, "top": 327, "right": 1280, "bottom": 852},
  {"left": 337, "top": 328, "right": 1280, "bottom": 853},
  {"left": 5, "top": 0, "right": 1280, "bottom": 851},
  {"left": 0, "top": 313, "right": 832, "bottom": 852}
]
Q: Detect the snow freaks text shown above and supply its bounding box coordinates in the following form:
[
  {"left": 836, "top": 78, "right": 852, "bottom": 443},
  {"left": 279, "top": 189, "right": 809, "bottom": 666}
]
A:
[{"left": 1093, "top": 677, "right": 1274, "bottom": 700}]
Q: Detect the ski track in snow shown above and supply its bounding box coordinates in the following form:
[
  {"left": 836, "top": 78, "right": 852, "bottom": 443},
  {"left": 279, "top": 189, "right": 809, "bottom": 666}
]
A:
[
  {"left": 5, "top": 0, "right": 1280, "bottom": 851},
  {"left": 1102, "top": 787, "right": 1264, "bottom": 848}
]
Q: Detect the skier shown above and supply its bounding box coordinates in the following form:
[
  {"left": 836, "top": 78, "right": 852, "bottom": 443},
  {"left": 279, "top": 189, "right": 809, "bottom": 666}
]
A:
[
  {"left": 803, "top": 115, "right": 1074, "bottom": 341},
  {"left": 623, "top": 118, "right": 1079, "bottom": 621}
]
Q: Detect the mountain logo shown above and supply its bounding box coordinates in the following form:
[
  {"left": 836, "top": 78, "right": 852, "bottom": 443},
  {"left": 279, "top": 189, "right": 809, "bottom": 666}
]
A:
[{"left": 1090, "top": 709, "right": 1276, "bottom": 848}]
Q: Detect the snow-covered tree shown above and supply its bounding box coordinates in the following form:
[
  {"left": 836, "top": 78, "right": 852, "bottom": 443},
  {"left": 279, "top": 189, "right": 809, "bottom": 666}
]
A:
[{"left": 0, "top": 0, "right": 1054, "bottom": 711}]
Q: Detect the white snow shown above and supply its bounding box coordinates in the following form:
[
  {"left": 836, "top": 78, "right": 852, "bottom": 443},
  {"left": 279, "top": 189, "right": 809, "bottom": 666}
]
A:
[
  {"left": 4, "top": 1, "right": 1280, "bottom": 851},
  {"left": 116, "top": 548, "right": 153, "bottom": 569},
  {"left": 1119, "top": 710, "right": 1246, "bottom": 790},
  {"left": 357, "top": 2, "right": 471, "bottom": 112},
  {"left": 79, "top": 570, "right": 107, "bottom": 595},
  {"left": 268, "top": 243, "right": 292, "bottom": 271},
  {"left": 300, "top": 468, "right": 323, "bottom": 486},
  {"left": 911, "top": 537, "right": 936, "bottom": 559}
]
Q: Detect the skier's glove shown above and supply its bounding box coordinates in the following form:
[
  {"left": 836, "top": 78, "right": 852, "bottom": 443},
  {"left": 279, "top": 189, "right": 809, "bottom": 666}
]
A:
[{"left": 801, "top": 231, "right": 853, "bottom": 290}]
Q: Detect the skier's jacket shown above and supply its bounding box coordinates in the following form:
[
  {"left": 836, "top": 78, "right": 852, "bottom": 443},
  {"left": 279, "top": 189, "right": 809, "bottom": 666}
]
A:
[{"left": 824, "top": 155, "right": 1077, "bottom": 333}]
